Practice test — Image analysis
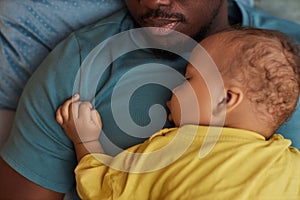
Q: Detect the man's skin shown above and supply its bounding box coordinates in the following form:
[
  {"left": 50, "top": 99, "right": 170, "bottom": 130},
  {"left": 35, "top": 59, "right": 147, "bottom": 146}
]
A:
[
  {"left": 0, "top": 110, "right": 14, "bottom": 151},
  {"left": 0, "top": 158, "right": 64, "bottom": 199},
  {"left": 0, "top": 0, "right": 229, "bottom": 199}
]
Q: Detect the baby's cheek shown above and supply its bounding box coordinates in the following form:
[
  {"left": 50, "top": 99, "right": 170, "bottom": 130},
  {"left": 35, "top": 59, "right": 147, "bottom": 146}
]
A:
[{"left": 176, "top": 94, "right": 200, "bottom": 125}]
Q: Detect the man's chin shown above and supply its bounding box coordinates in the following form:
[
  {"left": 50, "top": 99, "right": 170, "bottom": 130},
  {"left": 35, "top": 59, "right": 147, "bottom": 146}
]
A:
[
  {"left": 136, "top": 27, "right": 198, "bottom": 58},
  {"left": 144, "top": 28, "right": 179, "bottom": 43},
  {"left": 146, "top": 31, "right": 193, "bottom": 51}
]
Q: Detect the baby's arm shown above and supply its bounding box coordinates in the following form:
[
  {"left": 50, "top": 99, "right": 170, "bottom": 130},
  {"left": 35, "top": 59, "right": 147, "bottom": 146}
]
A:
[{"left": 56, "top": 94, "right": 104, "bottom": 161}]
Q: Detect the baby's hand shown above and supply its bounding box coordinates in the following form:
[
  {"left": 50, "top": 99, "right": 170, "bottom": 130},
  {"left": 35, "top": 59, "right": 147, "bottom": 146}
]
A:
[{"left": 56, "top": 94, "right": 102, "bottom": 145}]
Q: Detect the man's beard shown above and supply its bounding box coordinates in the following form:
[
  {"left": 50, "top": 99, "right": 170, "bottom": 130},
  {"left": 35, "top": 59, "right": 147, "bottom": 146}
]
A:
[
  {"left": 150, "top": 48, "right": 181, "bottom": 60},
  {"left": 193, "top": 25, "right": 210, "bottom": 43},
  {"left": 193, "top": 0, "right": 225, "bottom": 42}
]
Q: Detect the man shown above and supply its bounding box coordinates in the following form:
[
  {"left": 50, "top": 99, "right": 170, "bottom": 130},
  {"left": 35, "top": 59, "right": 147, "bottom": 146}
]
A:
[{"left": 1, "top": 0, "right": 300, "bottom": 199}]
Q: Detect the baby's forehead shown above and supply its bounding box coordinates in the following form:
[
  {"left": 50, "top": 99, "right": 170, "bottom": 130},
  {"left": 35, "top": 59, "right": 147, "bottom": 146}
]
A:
[
  {"left": 187, "top": 47, "right": 227, "bottom": 83},
  {"left": 195, "top": 33, "right": 236, "bottom": 69},
  {"left": 200, "top": 32, "right": 237, "bottom": 50}
]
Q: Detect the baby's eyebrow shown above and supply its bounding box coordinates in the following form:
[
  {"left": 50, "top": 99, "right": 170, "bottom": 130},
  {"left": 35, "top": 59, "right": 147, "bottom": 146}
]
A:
[
  {"left": 186, "top": 64, "right": 200, "bottom": 77},
  {"left": 184, "top": 69, "right": 191, "bottom": 79},
  {"left": 185, "top": 65, "right": 193, "bottom": 76}
]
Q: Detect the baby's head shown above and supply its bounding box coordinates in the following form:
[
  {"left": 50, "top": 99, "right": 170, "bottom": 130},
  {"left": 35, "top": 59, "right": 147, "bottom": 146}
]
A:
[{"left": 167, "top": 27, "right": 300, "bottom": 137}]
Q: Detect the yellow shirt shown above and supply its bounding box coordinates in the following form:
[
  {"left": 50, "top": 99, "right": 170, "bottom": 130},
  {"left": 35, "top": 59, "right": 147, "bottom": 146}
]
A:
[{"left": 75, "top": 125, "right": 300, "bottom": 200}]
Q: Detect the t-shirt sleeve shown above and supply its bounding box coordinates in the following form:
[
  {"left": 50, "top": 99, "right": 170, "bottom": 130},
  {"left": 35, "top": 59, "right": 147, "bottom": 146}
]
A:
[
  {"left": 1, "top": 33, "right": 83, "bottom": 193},
  {"left": 75, "top": 154, "right": 114, "bottom": 199},
  {"left": 74, "top": 145, "right": 155, "bottom": 199},
  {"left": 74, "top": 129, "right": 177, "bottom": 199},
  {"left": 0, "top": 0, "right": 124, "bottom": 109}
]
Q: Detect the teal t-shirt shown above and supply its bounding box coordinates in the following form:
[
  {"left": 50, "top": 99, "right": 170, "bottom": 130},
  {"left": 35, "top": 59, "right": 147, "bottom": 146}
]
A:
[
  {"left": 1, "top": 8, "right": 188, "bottom": 194},
  {"left": 2, "top": 0, "right": 300, "bottom": 197}
]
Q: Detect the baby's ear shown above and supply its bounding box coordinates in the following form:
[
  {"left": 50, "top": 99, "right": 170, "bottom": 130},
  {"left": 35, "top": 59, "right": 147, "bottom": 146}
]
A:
[
  {"left": 213, "top": 87, "right": 244, "bottom": 116},
  {"left": 225, "top": 87, "right": 244, "bottom": 113}
]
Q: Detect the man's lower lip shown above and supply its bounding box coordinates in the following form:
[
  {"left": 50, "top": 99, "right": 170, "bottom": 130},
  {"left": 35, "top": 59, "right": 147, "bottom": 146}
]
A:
[{"left": 147, "top": 22, "right": 178, "bottom": 35}]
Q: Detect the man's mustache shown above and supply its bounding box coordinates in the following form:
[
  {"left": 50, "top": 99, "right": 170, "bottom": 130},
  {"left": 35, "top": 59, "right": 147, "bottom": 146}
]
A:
[{"left": 140, "top": 9, "right": 187, "bottom": 23}]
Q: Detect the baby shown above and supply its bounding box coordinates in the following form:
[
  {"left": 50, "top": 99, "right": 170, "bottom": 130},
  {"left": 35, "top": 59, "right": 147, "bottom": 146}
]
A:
[{"left": 56, "top": 27, "right": 300, "bottom": 199}]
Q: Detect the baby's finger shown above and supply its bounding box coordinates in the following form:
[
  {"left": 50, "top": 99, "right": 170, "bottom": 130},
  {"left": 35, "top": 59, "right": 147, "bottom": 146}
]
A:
[
  {"left": 78, "top": 102, "right": 93, "bottom": 120},
  {"left": 72, "top": 93, "right": 80, "bottom": 102},
  {"left": 61, "top": 94, "right": 79, "bottom": 121},
  {"left": 69, "top": 101, "right": 81, "bottom": 120},
  {"left": 91, "top": 109, "right": 102, "bottom": 128},
  {"left": 60, "top": 94, "right": 79, "bottom": 120},
  {"left": 55, "top": 107, "right": 64, "bottom": 125}
]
